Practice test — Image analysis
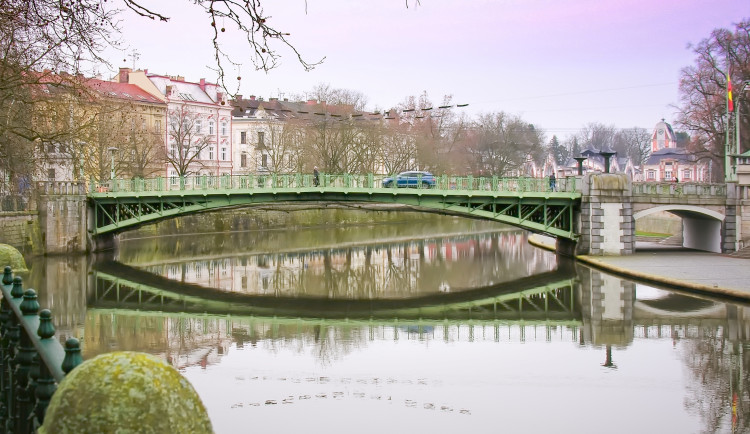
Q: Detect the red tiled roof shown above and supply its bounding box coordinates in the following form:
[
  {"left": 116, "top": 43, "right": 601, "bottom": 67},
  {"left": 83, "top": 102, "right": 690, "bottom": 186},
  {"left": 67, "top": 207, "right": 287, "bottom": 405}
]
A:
[{"left": 85, "top": 79, "right": 164, "bottom": 104}]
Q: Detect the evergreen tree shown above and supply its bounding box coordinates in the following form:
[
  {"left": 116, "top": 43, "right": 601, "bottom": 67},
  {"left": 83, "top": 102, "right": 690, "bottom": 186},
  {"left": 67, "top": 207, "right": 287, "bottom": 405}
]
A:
[{"left": 549, "top": 135, "right": 568, "bottom": 165}]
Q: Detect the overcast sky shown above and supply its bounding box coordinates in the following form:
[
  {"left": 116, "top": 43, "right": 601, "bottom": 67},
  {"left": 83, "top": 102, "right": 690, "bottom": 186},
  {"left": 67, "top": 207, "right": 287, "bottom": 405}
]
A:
[{"left": 105, "top": 0, "right": 748, "bottom": 140}]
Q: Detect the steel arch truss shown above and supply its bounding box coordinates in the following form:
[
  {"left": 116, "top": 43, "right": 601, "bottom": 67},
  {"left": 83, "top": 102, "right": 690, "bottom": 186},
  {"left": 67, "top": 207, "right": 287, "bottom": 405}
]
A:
[{"left": 90, "top": 189, "right": 580, "bottom": 240}]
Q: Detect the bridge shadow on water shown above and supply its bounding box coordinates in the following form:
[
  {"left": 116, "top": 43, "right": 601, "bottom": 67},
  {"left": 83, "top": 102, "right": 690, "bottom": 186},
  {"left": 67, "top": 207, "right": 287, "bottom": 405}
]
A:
[{"left": 90, "top": 260, "right": 580, "bottom": 322}]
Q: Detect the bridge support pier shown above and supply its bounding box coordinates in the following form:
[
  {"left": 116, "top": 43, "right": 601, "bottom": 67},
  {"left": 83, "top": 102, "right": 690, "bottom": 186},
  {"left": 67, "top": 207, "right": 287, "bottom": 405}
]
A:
[
  {"left": 556, "top": 238, "right": 577, "bottom": 257},
  {"left": 92, "top": 233, "right": 119, "bottom": 252},
  {"left": 37, "top": 184, "right": 89, "bottom": 254},
  {"left": 577, "top": 173, "right": 634, "bottom": 256}
]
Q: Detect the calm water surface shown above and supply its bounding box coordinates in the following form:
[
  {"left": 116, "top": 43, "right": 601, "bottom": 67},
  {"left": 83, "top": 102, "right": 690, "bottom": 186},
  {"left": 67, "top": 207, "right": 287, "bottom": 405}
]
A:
[{"left": 22, "top": 217, "right": 750, "bottom": 434}]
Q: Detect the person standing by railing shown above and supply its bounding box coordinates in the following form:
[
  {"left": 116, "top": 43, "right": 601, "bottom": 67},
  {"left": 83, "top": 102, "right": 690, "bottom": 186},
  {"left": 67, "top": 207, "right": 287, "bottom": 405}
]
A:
[
  {"left": 549, "top": 173, "right": 556, "bottom": 192},
  {"left": 313, "top": 166, "right": 320, "bottom": 187}
]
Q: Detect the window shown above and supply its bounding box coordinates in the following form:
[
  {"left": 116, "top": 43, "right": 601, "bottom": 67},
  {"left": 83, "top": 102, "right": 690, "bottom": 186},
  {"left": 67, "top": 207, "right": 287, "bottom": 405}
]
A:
[
  {"left": 647, "top": 170, "right": 655, "bottom": 180},
  {"left": 665, "top": 170, "right": 672, "bottom": 180},
  {"left": 155, "top": 120, "right": 161, "bottom": 133},
  {"left": 47, "top": 169, "right": 55, "bottom": 181},
  {"left": 261, "top": 154, "right": 268, "bottom": 167},
  {"left": 240, "top": 131, "right": 246, "bottom": 144},
  {"left": 47, "top": 143, "right": 56, "bottom": 154},
  {"left": 221, "top": 147, "right": 226, "bottom": 161},
  {"left": 209, "top": 121, "right": 215, "bottom": 135},
  {"left": 209, "top": 147, "right": 214, "bottom": 160},
  {"left": 195, "top": 120, "right": 202, "bottom": 134},
  {"left": 141, "top": 119, "right": 147, "bottom": 131},
  {"left": 241, "top": 153, "right": 247, "bottom": 168},
  {"left": 683, "top": 169, "right": 691, "bottom": 180},
  {"left": 258, "top": 131, "right": 264, "bottom": 147},
  {"left": 221, "top": 122, "right": 227, "bottom": 136}
]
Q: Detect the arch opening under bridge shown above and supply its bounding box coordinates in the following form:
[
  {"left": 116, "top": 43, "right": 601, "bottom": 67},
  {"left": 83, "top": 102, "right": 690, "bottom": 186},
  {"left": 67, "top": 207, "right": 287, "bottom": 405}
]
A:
[{"left": 633, "top": 205, "right": 725, "bottom": 253}]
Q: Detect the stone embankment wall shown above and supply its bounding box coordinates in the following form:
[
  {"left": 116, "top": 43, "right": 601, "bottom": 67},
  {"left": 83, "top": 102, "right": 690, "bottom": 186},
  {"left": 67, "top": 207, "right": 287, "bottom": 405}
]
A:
[
  {"left": 634, "top": 211, "right": 682, "bottom": 235},
  {"left": 0, "top": 212, "right": 43, "bottom": 256}
]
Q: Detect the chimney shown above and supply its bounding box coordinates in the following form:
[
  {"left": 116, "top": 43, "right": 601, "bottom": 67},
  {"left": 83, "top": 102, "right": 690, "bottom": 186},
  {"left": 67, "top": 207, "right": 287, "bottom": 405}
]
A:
[
  {"left": 118, "top": 67, "right": 131, "bottom": 83},
  {"left": 270, "top": 97, "right": 278, "bottom": 102},
  {"left": 249, "top": 95, "right": 256, "bottom": 101},
  {"left": 236, "top": 94, "right": 243, "bottom": 101},
  {"left": 199, "top": 78, "right": 206, "bottom": 91}
]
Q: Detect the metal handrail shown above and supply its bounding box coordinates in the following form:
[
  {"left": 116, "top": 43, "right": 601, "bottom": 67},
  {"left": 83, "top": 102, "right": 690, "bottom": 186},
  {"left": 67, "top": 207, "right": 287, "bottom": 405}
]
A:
[
  {"left": 79, "top": 173, "right": 579, "bottom": 195},
  {"left": 0, "top": 267, "right": 82, "bottom": 432}
]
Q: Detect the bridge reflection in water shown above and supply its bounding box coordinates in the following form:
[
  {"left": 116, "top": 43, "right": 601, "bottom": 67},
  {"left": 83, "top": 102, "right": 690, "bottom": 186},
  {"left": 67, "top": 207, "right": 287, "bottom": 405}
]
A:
[{"left": 22, "top": 231, "right": 750, "bottom": 433}]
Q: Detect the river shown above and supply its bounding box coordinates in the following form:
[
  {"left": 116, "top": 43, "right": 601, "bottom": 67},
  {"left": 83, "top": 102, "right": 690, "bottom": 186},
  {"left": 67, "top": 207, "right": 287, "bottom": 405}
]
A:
[{"left": 20, "top": 214, "right": 750, "bottom": 434}]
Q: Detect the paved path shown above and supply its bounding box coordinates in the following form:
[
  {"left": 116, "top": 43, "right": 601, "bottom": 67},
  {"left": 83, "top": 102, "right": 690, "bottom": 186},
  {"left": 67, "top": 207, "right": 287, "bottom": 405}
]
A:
[{"left": 529, "top": 236, "right": 750, "bottom": 301}]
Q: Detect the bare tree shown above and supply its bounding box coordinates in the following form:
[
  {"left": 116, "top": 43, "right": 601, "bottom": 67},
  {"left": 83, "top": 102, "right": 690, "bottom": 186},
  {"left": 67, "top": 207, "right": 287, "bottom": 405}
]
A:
[
  {"left": 249, "top": 117, "right": 301, "bottom": 174},
  {"left": 613, "top": 127, "right": 651, "bottom": 167},
  {"left": 676, "top": 19, "right": 750, "bottom": 181},
  {"left": 301, "top": 84, "right": 369, "bottom": 111},
  {"left": 166, "top": 105, "right": 213, "bottom": 178},
  {"left": 121, "top": 113, "right": 166, "bottom": 179},
  {"left": 0, "top": 1, "right": 119, "bottom": 187},
  {"left": 397, "top": 92, "right": 467, "bottom": 173},
  {"left": 466, "top": 112, "right": 544, "bottom": 177},
  {"left": 574, "top": 123, "right": 618, "bottom": 152},
  {"left": 377, "top": 120, "right": 416, "bottom": 175}
]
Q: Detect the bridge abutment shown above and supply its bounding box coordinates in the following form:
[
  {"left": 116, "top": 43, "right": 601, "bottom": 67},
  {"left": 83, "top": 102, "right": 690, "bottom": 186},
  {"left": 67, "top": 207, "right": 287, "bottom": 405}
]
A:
[
  {"left": 577, "top": 174, "right": 634, "bottom": 256},
  {"left": 37, "top": 182, "right": 89, "bottom": 254}
]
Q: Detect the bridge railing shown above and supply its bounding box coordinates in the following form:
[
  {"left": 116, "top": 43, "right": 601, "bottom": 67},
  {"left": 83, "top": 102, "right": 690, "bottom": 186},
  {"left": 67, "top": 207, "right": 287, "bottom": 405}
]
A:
[
  {"left": 89, "top": 173, "right": 578, "bottom": 195},
  {"left": 0, "top": 266, "right": 82, "bottom": 433},
  {"left": 632, "top": 182, "right": 727, "bottom": 197}
]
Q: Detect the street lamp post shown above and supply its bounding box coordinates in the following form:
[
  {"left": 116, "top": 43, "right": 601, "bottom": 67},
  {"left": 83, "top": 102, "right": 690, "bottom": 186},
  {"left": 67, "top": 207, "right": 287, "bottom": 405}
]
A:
[
  {"left": 599, "top": 150, "right": 616, "bottom": 174},
  {"left": 107, "top": 147, "right": 118, "bottom": 181},
  {"left": 573, "top": 157, "right": 587, "bottom": 175}
]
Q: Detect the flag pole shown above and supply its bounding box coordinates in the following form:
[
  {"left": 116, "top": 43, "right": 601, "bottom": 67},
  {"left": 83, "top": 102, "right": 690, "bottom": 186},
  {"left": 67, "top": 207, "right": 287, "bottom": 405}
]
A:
[{"left": 725, "top": 41, "right": 734, "bottom": 182}]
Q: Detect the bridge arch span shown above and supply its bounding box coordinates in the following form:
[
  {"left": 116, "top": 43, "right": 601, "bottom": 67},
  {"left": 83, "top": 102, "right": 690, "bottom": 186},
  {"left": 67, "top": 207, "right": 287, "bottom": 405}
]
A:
[
  {"left": 633, "top": 204, "right": 725, "bottom": 253},
  {"left": 88, "top": 187, "right": 581, "bottom": 248},
  {"left": 633, "top": 204, "right": 725, "bottom": 222}
]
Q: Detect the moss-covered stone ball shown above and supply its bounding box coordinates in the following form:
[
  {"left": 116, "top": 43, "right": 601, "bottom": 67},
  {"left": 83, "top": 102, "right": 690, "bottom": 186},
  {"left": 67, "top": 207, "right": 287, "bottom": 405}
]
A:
[
  {"left": 40, "top": 351, "right": 213, "bottom": 434},
  {"left": 0, "top": 243, "right": 26, "bottom": 272}
]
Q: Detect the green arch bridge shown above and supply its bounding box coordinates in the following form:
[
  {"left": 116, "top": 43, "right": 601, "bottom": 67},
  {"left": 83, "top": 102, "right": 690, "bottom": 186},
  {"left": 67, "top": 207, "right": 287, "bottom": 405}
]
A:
[{"left": 87, "top": 173, "right": 581, "bottom": 240}]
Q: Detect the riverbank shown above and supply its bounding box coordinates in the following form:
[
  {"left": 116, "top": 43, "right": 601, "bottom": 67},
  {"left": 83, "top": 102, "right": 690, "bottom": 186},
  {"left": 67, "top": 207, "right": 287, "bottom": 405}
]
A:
[{"left": 529, "top": 234, "right": 750, "bottom": 302}]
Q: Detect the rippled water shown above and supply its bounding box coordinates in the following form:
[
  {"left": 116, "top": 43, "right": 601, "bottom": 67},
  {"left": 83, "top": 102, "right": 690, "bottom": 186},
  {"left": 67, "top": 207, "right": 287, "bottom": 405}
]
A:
[{"left": 22, "top": 216, "right": 750, "bottom": 434}]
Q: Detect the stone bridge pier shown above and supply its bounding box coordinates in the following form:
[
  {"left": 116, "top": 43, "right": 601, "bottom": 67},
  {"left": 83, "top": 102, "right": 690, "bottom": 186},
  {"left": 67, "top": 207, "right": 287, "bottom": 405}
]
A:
[
  {"left": 37, "top": 182, "right": 89, "bottom": 254},
  {"left": 560, "top": 173, "right": 740, "bottom": 256},
  {"left": 574, "top": 173, "right": 635, "bottom": 256}
]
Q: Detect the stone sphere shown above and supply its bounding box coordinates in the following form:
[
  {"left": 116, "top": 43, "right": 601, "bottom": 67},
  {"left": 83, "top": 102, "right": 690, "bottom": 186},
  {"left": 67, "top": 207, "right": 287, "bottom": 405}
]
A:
[
  {"left": 40, "top": 351, "right": 213, "bottom": 434},
  {"left": 0, "top": 243, "right": 26, "bottom": 272}
]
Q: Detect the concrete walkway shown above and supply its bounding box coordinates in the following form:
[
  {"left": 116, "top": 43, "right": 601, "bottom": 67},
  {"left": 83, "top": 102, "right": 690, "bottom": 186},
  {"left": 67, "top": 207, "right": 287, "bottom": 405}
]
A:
[{"left": 529, "top": 236, "right": 750, "bottom": 301}]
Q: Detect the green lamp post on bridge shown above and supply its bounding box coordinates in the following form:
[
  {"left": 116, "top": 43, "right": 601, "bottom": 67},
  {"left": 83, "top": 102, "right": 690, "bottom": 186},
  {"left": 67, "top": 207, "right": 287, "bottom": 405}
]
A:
[{"left": 107, "top": 147, "right": 118, "bottom": 181}]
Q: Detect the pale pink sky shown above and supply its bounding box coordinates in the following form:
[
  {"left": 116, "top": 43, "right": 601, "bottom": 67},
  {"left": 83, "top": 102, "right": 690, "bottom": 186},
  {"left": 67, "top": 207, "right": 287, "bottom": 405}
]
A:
[{"left": 107, "top": 0, "right": 749, "bottom": 139}]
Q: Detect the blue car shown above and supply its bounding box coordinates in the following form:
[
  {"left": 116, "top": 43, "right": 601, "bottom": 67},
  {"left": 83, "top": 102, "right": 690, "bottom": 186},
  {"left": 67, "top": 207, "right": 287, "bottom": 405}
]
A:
[{"left": 382, "top": 171, "right": 436, "bottom": 188}]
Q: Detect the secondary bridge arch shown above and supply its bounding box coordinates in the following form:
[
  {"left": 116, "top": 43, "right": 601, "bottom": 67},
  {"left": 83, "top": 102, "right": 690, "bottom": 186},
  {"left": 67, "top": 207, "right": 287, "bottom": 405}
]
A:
[
  {"left": 633, "top": 204, "right": 727, "bottom": 253},
  {"left": 88, "top": 173, "right": 581, "bottom": 241}
]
